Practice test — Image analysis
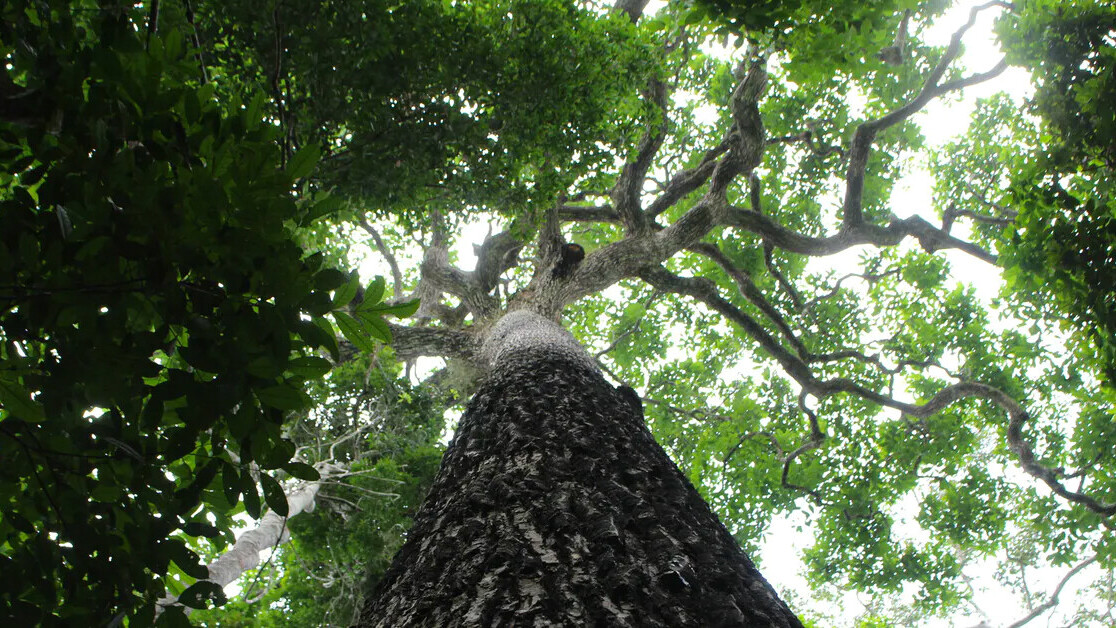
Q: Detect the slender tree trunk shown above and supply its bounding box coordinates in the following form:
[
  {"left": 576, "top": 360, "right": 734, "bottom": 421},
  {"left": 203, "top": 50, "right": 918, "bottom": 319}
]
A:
[{"left": 358, "top": 312, "right": 802, "bottom": 627}]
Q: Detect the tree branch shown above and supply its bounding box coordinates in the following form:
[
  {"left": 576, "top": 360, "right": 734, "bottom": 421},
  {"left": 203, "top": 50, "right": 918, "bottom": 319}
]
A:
[
  {"left": 472, "top": 230, "right": 523, "bottom": 296},
  {"left": 640, "top": 265, "right": 1116, "bottom": 517},
  {"left": 557, "top": 204, "right": 620, "bottom": 223},
  {"left": 1006, "top": 555, "right": 1099, "bottom": 628},
  {"left": 611, "top": 79, "right": 669, "bottom": 234},
  {"left": 842, "top": 1, "right": 1010, "bottom": 226},
  {"left": 688, "top": 242, "right": 807, "bottom": 357},
  {"left": 387, "top": 323, "right": 478, "bottom": 362},
  {"left": 357, "top": 218, "right": 404, "bottom": 298},
  {"left": 726, "top": 206, "right": 998, "bottom": 263},
  {"left": 614, "top": 0, "right": 650, "bottom": 23},
  {"left": 645, "top": 140, "right": 729, "bottom": 219},
  {"left": 710, "top": 59, "right": 767, "bottom": 194},
  {"left": 415, "top": 217, "right": 501, "bottom": 320}
]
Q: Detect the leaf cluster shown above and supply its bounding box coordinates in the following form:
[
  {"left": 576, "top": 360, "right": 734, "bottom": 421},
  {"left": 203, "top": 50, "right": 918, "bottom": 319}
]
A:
[{"left": 0, "top": 3, "right": 383, "bottom": 622}]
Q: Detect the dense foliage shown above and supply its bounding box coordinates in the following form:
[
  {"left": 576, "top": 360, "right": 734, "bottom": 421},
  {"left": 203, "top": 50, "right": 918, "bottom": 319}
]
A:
[{"left": 189, "top": 355, "right": 444, "bottom": 627}]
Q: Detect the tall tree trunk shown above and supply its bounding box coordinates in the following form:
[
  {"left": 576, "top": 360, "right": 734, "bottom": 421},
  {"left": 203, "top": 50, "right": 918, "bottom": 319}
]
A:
[{"left": 358, "top": 312, "right": 802, "bottom": 627}]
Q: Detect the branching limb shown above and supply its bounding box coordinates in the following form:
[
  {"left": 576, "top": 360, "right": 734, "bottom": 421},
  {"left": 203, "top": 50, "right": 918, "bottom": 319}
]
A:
[
  {"left": 536, "top": 197, "right": 568, "bottom": 280},
  {"left": 963, "top": 180, "right": 1018, "bottom": 218},
  {"left": 688, "top": 242, "right": 807, "bottom": 357},
  {"left": 942, "top": 204, "right": 1014, "bottom": 233},
  {"left": 763, "top": 243, "right": 805, "bottom": 310},
  {"left": 156, "top": 461, "right": 348, "bottom": 615},
  {"left": 727, "top": 206, "right": 998, "bottom": 263},
  {"left": 413, "top": 214, "right": 501, "bottom": 320},
  {"left": 614, "top": 0, "right": 650, "bottom": 22},
  {"left": 472, "top": 230, "right": 523, "bottom": 296},
  {"left": 709, "top": 58, "right": 767, "bottom": 194},
  {"left": 646, "top": 140, "right": 729, "bottom": 219},
  {"left": 611, "top": 79, "right": 669, "bottom": 234},
  {"left": 781, "top": 392, "right": 826, "bottom": 504},
  {"left": 805, "top": 268, "right": 902, "bottom": 310},
  {"left": 766, "top": 126, "right": 845, "bottom": 160},
  {"left": 419, "top": 245, "right": 500, "bottom": 319},
  {"left": 557, "top": 204, "right": 621, "bottom": 223},
  {"left": 1006, "top": 555, "right": 1099, "bottom": 628},
  {"left": 641, "top": 265, "right": 1116, "bottom": 517},
  {"left": 357, "top": 218, "right": 404, "bottom": 298},
  {"left": 842, "top": 1, "right": 1010, "bottom": 227}
]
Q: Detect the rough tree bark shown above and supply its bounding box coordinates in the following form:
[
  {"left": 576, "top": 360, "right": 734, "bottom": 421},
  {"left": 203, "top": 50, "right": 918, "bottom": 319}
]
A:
[{"left": 358, "top": 311, "right": 803, "bottom": 627}]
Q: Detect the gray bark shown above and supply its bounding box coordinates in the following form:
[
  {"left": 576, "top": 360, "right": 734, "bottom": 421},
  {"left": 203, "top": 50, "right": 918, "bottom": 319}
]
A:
[{"left": 358, "top": 312, "right": 802, "bottom": 627}]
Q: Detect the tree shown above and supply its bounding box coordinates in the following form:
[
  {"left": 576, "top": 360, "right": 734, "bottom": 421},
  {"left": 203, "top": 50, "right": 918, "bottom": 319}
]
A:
[
  {"left": 4, "top": 0, "right": 1116, "bottom": 625},
  {"left": 187, "top": 354, "right": 445, "bottom": 627},
  {"left": 0, "top": 2, "right": 412, "bottom": 623},
  {"left": 360, "top": 311, "right": 803, "bottom": 625},
  {"left": 342, "top": 0, "right": 1113, "bottom": 623}
]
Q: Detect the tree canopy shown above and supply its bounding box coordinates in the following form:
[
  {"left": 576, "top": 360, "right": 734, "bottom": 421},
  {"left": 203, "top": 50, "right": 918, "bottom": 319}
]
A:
[{"left": 2, "top": 0, "right": 1115, "bottom": 625}]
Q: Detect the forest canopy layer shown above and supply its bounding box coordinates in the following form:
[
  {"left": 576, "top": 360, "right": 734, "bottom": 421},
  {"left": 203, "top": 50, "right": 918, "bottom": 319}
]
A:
[{"left": 1, "top": 0, "right": 1115, "bottom": 625}]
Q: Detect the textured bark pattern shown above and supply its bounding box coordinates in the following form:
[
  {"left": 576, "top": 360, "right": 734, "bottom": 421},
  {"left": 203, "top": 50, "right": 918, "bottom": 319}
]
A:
[{"left": 359, "top": 347, "right": 803, "bottom": 627}]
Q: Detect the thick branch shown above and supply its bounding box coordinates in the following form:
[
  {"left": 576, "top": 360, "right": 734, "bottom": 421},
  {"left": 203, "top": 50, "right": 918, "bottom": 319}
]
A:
[
  {"left": 472, "top": 230, "right": 523, "bottom": 295},
  {"left": 613, "top": 0, "right": 650, "bottom": 23},
  {"left": 710, "top": 59, "right": 767, "bottom": 194},
  {"left": 157, "top": 462, "right": 346, "bottom": 615},
  {"left": 611, "top": 79, "right": 669, "bottom": 234},
  {"left": 763, "top": 243, "right": 804, "bottom": 310},
  {"left": 641, "top": 266, "right": 1116, "bottom": 517},
  {"left": 842, "top": 2, "right": 1010, "bottom": 226},
  {"left": 688, "top": 242, "right": 807, "bottom": 357},
  {"left": 645, "top": 140, "right": 729, "bottom": 219},
  {"left": 417, "top": 227, "right": 501, "bottom": 320},
  {"left": 727, "top": 207, "right": 997, "bottom": 263},
  {"left": 557, "top": 204, "right": 620, "bottom": 223},
  {"left": 387, "top": 323, "right": 478, "bottom": 362}
]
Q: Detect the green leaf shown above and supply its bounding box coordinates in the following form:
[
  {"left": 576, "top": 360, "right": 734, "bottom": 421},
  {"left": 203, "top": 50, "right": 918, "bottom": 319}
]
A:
[
  {"left": 299, "top": 194, "right": 345, "bottom": 226},
  {"left": 260, "top": 473, "right": 289, "bottom": 517},
  {"left": 256, "top": 437, "right": 295, "bottom": 470},
  {"left": 256, "top": 384, "right": 307, "bottom": 410},
  {"left": 283, "top": 461, "right": 321, "bottom": 481},
  {"left": 286, "top": 143, "right": 320, "bottom": 180},
  {"left": 364, "top": 298, "right": 421, "bottom": 319},
  {"left": 355, "top": 311, "right": 393, "bottom": 343},
  {"left": 177, "top": 580, "right": 227, "bottom": 610},
  {"left": 333, "top": 311, "right": 378, "bottom": 353},
  {"left": 332, "top": 272, "right": 361, "bottom": 309},
  {"left": 182, "top": 521, "right": 221, "bottom": 538},
  {"left": 364, "top": 275, "right": 386, "bottom": 305},
  {"left": 222, "top": 463, "right": 241, "bottom": 507},
  {"left": 242, "top": 471, "right": 261, "bottom": 519},
  {"left": 0, "top": 374, "right": 45, "bottom": 422},
  {"left": 245, "top": 356, "right": 282, "bottom": 379},
  {"left": 314, "top": 268, "right": 348, "bottom": 291},
  {"left": 141, "top": 397, "right": 165, "bottom": 430},
  {"left": 157, "top": 605, "right": 192, "bottom": 627},
  {"left": 168, "top": 540, "right": 208, "bottom": 579},
  {"left": 296, "top": 318, "right": 340, "bottom": 361},
  {"left": 287, "top": 356, "right": 332, "bottom": 379}
]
